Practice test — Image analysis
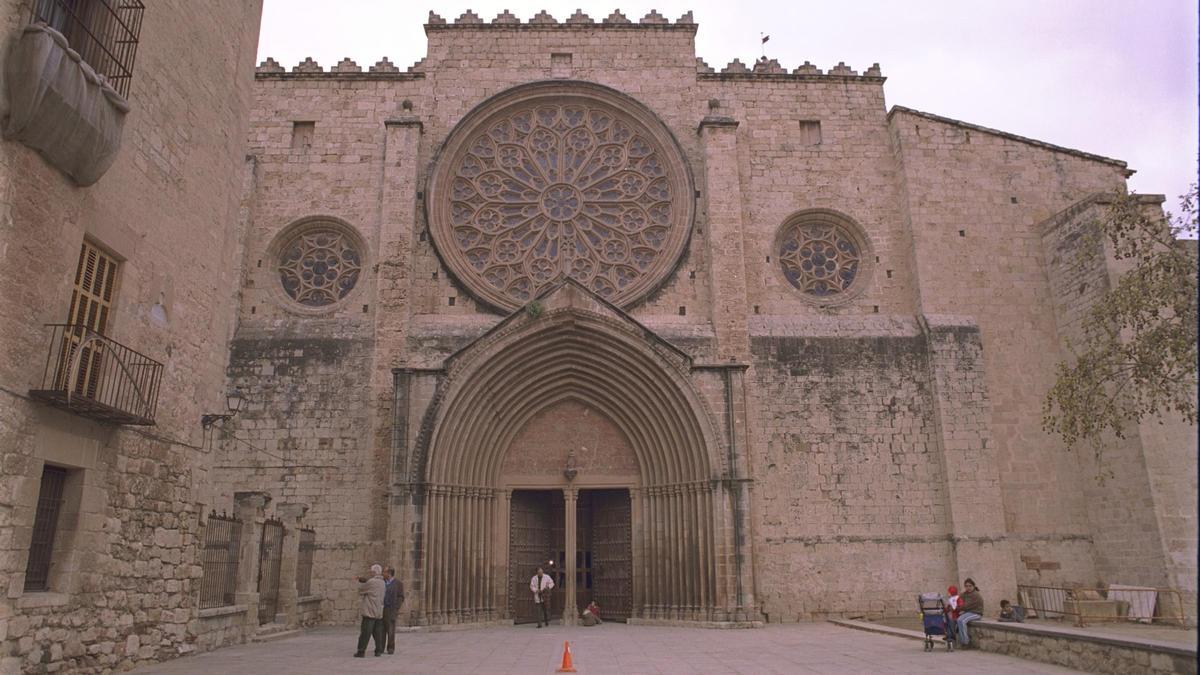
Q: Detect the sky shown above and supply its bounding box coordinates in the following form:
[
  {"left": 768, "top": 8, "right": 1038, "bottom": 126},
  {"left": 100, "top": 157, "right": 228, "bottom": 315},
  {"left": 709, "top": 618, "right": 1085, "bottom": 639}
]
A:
[{"left": 257, "top": 1, "right": 1198, "bottom": 215}]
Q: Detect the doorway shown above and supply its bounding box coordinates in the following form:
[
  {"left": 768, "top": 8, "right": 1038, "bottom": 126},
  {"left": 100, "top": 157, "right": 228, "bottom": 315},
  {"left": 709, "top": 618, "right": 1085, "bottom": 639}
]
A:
[
  {"left": 579, "top": 489, "right": 633, "bottom": 621},
  {"left": 508, "top": 490, "right": 564, "bottom": 624},
  {"left": 507, "top": 488, "right": 633, "bottom": 624}
]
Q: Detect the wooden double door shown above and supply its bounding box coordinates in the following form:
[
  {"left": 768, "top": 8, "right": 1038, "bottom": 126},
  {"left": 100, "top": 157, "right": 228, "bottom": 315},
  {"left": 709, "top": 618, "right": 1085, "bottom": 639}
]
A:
[{"left": 508, "top": 489, "right": 632, "bottom": 623}]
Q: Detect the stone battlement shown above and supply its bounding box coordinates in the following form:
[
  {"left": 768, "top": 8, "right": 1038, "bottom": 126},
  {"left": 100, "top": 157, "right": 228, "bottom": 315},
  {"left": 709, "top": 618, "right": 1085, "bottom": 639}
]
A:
[
  {"left": 697, "top": 57, "right": 883, "bottom": 81},
  {"left": 254, "top": 55, "right": 883, "bottom": 81},
  {"left": 254, "top": 9, "right": 884, "bottom": 83},
  {"left": 254, "top": 56, "right": 425, "bottom": 78},
  {"left": 424, "top": 8, "right": 696, "bottom": 29}
]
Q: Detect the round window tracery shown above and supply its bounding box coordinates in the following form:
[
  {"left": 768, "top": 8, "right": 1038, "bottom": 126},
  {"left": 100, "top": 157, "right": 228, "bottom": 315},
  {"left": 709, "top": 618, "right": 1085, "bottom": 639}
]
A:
[
  {"left": 276, "top": 225, "right": 363, "bottom": 307},
  {"left": 777, "top": 211, "right": 872, "bottom": 302},
  {"left": 427, "top": 83, "right": 695, "bottom": 312}
]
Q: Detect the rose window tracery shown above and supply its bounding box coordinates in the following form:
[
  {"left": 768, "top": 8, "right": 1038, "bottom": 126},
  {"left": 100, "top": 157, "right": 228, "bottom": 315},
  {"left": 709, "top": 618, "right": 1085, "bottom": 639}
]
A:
[
  {"left": 277, "top": 228, "right": 362, "bottom": 307},
  {"left": 777, "top": 213, "right": 871, "bottom": 300},
  {"left": 428, "top": 84, "right": 694, "bottom": 311}
]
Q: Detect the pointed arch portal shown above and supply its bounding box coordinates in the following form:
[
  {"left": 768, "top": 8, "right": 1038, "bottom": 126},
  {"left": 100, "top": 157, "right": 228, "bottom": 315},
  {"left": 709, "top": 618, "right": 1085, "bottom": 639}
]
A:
[{"left": 403, "top": 282, "right": 754, "bottom": 625}]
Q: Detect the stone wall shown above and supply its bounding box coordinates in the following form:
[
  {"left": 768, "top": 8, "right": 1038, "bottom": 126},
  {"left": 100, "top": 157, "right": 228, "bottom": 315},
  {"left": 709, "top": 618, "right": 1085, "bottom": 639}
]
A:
[
  {"left": 212, "top": 334, "right": 379, "bottom": 624},
  {"left": 1040, "top": 195, "right": 1198, "bottom": 617},
  {"left": 889, "top": 107, "right": 1134, "bottom": 589},
  {"left": 0, "top": 1, "right": 263, "bottom": 672},
  {"left": 972, "top": 620, "right": 1197, "bottom": 675},
  {"left": 749, "top": 316, "right": 955, "bottom": 620}
]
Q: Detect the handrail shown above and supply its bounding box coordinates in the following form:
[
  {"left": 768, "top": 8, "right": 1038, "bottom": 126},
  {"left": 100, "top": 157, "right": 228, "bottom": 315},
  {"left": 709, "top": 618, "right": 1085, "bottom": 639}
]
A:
[
  {"left": 1017, "top": 584, "right": 1188, "bottom": 627},
  {"left": 30, "top": 323, "right": 163, "bottom": 425}
]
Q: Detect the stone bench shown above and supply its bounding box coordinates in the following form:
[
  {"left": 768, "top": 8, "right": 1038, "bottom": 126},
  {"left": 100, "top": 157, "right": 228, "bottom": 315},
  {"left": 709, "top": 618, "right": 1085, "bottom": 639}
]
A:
[{"left": 971, "top": 620, "right": 1196, "bottom": 675}]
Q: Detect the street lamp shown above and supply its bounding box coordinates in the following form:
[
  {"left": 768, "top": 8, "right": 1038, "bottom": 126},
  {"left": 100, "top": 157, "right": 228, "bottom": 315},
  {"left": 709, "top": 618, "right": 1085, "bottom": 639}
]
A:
[{"left": 200, "top": 388, "right": 246, "bottom": 429}]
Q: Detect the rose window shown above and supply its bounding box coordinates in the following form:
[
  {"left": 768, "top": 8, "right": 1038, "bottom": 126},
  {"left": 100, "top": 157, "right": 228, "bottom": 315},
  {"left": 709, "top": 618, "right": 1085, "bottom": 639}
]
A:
[
  {"left": 778, "top": 215, "right": 869, "bottom": 299},
  {"left": 427, "top": 84, "right": 694, "bottom": 312},
  {"left": 277, "top": 228, "right": 362, "bottom": 307}
]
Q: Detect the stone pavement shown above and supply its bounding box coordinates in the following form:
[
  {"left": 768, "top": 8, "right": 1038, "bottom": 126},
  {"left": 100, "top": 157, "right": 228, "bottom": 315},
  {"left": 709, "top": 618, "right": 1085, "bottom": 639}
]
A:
[{"left": 131, "top": 622, "right": 1085, "bottom": 674}]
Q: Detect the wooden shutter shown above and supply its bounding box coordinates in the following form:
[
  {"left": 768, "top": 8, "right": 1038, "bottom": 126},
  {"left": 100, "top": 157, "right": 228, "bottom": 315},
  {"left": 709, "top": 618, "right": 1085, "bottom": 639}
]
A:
[{"left": 59, "top": 241, "right": 118, "bottom": 396}]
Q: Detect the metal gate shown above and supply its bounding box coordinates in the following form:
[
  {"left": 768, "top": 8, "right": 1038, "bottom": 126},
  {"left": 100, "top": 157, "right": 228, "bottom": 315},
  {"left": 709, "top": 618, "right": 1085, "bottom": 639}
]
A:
[
  {"left": 257, "top": 518, "right": 284, "bottom": 624},
  {"left": 508, "top": 490, "right": 562, "bottom": 623},
  {"left": 588, "top": 489, "right": 633, "bottom": 620}
]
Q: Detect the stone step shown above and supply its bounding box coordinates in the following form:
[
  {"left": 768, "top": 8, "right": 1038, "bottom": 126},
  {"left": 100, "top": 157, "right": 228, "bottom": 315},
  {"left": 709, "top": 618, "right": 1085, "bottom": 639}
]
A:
[{"left": 252, "top": 626, "right": 305, "bottom": 643}]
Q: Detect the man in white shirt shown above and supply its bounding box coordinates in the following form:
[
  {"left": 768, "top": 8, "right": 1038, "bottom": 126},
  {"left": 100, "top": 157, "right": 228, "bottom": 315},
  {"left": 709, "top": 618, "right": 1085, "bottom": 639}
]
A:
[{"left": 529, "top": 566, "right": 555, "bottom": 628}]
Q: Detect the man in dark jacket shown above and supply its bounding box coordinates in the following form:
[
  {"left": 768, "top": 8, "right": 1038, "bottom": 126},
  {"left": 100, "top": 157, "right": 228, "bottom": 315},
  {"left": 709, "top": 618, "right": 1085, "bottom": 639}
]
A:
[
  {"left": 956, "top": 577, "right": 984, "bottom": 647},
  {"left": 382, "top": 566, "right": 404, "bottom": 654}
]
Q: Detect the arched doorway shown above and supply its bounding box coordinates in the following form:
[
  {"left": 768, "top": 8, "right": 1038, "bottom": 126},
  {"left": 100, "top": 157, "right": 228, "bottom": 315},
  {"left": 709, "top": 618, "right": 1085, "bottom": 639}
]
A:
[
  {"left": 501, "top": 400, "right": 638, "bottom": 622},
  {"left": 409, "top": 281, "right": 742, "bottom": 625}
]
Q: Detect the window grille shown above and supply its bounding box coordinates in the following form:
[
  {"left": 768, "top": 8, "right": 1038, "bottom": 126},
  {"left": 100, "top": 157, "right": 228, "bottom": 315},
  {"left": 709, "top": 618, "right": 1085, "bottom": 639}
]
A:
[
  {"left": 296, "top": 528, "right": 316, "bottom": 597},
  {"left": 24, "top": 465, "right": 68, "bottom": 592},
  {"left": 199, "top": 512, "right": 242, "bottom": 609},
  {"left": 256, "top": 518, "right": 284, "bottom": 624},
  {"left": 30, "top": 0, "right": 145, "bottom": 98}
]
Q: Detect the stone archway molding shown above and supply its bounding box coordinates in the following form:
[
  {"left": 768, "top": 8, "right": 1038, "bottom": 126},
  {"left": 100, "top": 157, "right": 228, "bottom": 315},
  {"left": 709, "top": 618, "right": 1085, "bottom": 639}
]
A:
[{"left": 412, "top": 279, "right": 742, "bottom": 625}]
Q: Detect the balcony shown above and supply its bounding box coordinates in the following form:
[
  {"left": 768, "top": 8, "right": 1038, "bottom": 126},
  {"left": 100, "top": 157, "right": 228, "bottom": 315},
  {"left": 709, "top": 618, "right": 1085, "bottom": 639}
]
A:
[
  {"left": 3, "top": 0, "right": 145, "bottom": 185},
  {"left": 29, "top": 324, "right": 163, "bottom": 426}
]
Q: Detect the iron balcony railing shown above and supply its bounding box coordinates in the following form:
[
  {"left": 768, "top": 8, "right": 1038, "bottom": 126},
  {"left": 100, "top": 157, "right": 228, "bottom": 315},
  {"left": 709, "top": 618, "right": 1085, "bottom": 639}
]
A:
[
  {"left": 29, "top": 323, "right": 163, "bottom": 425},
  {"left": 30, "top": 0, "right": 145, "bottom": 98}
]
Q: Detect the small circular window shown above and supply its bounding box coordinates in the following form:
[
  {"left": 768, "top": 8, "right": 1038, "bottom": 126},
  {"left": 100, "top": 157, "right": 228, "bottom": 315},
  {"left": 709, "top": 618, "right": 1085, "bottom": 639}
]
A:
[
  {"left": 776, "top": 210, "right": 872, "bottom": 303},
  {"left": 274, "top": 220, "right": 364, "bottom": 308}
]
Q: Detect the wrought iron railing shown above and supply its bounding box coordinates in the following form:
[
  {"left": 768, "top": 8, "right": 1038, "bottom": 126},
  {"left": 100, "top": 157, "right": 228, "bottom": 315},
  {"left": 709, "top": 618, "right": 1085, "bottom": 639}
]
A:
[
  {"left": 297, "top": 528, "right": 316, "bottom": 597},
  {"left": 199, "top": 512, "right": 242, "bottom": 609},
  {"left": 30, "top": 0, "right": 144, "bottom": 98},
  {"left": 1018, "top": 584, "right": 1188, "bottom": 627},
  {"left": 29, "top": 323, "right": 162, "bottom": 425}
]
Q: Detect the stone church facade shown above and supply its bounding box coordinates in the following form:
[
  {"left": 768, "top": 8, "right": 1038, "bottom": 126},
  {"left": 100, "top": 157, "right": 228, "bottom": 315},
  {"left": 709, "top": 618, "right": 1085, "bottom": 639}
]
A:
[
  {"left": 219, "top": 9, "right": 1196, "bottom": 629},
  {"left": 8, "top": 2, "right": 1193, "bottom": 672}
]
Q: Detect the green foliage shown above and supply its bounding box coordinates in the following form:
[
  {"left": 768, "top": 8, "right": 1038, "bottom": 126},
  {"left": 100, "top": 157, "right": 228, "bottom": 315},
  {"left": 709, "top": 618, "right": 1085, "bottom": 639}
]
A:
[
  {"left": 1043, "top": 186, "right": 1198, "bottom": 454},
  {"left": 526, "top": 300, "right": 545, "bottom": 319}
]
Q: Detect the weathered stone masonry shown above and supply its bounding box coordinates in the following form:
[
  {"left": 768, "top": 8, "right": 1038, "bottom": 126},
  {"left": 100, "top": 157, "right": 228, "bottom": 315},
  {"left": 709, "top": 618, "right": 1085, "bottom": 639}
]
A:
[{"left": 213, "top": 8, "right": 1195, "bottom": 630}]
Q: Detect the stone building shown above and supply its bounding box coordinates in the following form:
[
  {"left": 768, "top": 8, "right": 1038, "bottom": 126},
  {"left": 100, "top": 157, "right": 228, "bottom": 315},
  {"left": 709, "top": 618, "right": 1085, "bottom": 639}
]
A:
[
  {"left": 0, "top": 0, "right": 264, "bottom": 672},
  {"left": 4, "top": 5, "right": 1187, "bottom": 666},
  {"left": 218, "top": 9, "right": 1197, "bottom": 629}
]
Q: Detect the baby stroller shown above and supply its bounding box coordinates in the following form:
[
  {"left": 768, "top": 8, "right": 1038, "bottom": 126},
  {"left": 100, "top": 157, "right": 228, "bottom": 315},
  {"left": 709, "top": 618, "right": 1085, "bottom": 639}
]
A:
[{"left": 918, "top": 592, "right": 954, "bottom": 651}]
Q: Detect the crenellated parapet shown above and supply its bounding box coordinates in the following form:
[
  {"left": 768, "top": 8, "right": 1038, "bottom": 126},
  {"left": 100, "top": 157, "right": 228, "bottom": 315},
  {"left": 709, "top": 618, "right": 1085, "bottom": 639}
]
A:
[
  {"left": 703, "top": 57, "right": 885, "bottom": 82},
  {"left": 423, "top": 8, "right": 699, "bottom": 32},
  {"left": 255, "top": 9, "right": 883, "bottom": 85},
  {"left": 256, "top": 56, "right": 424, "bottom": 80}
]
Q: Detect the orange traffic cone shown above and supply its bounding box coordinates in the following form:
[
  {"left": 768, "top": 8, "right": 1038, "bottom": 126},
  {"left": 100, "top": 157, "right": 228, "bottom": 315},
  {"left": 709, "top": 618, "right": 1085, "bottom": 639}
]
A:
[{"left": 556, "top": 640, "right": 576, "bottom": 672}]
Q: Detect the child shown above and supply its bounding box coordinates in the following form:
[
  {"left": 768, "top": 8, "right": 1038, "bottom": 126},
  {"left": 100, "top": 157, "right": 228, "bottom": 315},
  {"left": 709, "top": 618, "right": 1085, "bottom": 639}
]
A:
[
  {"left": 998, "top": 599, "right": 1024, "bottom": 622},
  {"left": 582, "top": 600, "right": 602, "bottom": 626},
  {"left": 943, "top": 585, "right": 960, "bottom": 641}
]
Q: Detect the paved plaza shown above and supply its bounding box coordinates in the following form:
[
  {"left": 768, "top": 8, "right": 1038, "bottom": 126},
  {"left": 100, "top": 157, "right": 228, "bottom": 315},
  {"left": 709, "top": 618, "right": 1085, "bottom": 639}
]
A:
[{"left": 131, "top": 622, "right": 1084, "bottom": 674}]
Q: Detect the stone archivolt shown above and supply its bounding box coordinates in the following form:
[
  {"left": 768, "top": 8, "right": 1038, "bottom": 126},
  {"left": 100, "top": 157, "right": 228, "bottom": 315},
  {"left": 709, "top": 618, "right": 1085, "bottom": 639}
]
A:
[
  {"left": 413, "top": 282, "right": 733, "bottom": 623},
  {"left": 427, "top": 82, "right": 695, "bottom": 312}
]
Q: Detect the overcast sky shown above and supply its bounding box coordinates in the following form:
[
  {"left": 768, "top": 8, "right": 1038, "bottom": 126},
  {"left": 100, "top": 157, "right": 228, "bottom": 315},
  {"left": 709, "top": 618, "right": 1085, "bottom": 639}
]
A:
[{"left": 258, "top": 1, "right": 1198, "bottom": 213}]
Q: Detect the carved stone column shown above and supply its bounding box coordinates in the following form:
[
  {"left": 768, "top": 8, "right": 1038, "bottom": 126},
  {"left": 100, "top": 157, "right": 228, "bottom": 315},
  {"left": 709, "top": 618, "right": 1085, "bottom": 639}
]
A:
[
  {"left": 629, "top": 487, "right": 645, "bottom": 616},
  {"left": 562, "top": 487, "right": 578, "bottom": 625},
  {"left": 276, "top": 502, "right": 309, "bottom": 628},
  {"left": 233, "top": 491, "right": 271, "bottom": 630},
  {"left": 495, "top": 489, "right": 513, "bottom": 617}
]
